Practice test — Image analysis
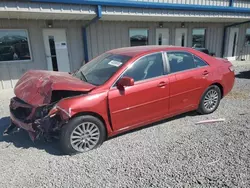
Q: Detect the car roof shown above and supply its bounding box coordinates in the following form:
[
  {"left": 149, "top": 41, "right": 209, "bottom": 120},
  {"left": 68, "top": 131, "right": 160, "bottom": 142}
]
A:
[{"left": 108, "top": 45, "right": 191, "bottom": 57}]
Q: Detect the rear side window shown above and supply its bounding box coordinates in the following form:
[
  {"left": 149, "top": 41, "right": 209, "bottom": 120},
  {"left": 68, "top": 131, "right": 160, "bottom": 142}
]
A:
[
  {"left": 194, "top": 55, "right": 208, "bottom": 67},
  {"left": 167, "top": 52, "right": 195, "bottom": 73}
]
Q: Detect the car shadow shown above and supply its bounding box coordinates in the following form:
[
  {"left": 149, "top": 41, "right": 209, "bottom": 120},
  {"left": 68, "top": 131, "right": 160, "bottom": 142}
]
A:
[
  {"left": 236, "top": 70, "right": 250, "bottom": 79},
  {"left": 0, "top": 111, "right": 198, "bottom": 154},
  {"left": 0, "top": 116, "right": 62, "bottom": 156},
  {"left": 107, "top": 111, "right": 198, "bottom": 141}
]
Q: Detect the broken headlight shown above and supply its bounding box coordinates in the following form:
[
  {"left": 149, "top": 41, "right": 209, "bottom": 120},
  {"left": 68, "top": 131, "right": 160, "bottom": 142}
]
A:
[{"left": 35, "top": 103, "right": 56, "bottom": 118}]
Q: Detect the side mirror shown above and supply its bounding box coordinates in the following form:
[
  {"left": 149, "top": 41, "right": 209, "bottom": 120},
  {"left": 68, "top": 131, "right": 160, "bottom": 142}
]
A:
[{"left": 117, "top": 76, "right": 134, "bottom": 89}]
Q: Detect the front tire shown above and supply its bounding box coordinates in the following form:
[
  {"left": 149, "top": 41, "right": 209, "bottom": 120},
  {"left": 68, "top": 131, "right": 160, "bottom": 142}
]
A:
[
  {"left": 197, "top": 85, "right": 221, "bottom": 115},
  {"left": 60, "top": 115, "right": 106, "bottom": 155}
]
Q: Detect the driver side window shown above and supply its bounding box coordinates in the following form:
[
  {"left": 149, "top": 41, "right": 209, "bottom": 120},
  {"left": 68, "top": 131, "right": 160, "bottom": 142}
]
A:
[{"left": 122, "top": 53, "right": 164, "bottom": 82}]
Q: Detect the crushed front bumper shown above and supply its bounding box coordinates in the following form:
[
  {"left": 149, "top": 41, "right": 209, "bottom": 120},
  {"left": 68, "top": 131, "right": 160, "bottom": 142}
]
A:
[
  {"left": 6, "top": 97, "right": 63, "bottom": 141},
  {"left": 7, "top": 97, "right": 37, "bottom": 140},
  {"left": 9, "top": 111, "right": 37, "bottom": 141},
  {"left": 10, "top": 110, "right": 34, "bottom": 132}
]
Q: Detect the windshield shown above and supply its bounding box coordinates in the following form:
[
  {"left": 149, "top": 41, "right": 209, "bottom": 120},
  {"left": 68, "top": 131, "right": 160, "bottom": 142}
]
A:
[{"left": 73, "top": 53, "right": 132, "bottom": 86}]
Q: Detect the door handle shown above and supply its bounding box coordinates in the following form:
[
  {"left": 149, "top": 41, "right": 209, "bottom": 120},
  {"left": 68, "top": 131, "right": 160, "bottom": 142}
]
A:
[
  {"left": 158, "top": 82, "right": 167, "bottom": 87},
  {"left": 202, "top": 70, "right": 209, "bottom": 76}
]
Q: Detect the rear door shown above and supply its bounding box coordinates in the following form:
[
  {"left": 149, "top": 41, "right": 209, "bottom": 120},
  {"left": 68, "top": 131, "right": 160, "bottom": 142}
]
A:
[
  {"left": 165, "top": 51, "right": 210, "bottom": 114},
  {"left": 108, "top": 52, "right": 170, "bottom": 131}
]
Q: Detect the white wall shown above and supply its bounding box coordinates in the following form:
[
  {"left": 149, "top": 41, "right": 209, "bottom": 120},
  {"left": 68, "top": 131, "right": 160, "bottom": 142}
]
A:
[
  {"left": 223, "top": 22, "right": 250, "bottom": 61},
  {"left": 234, "top": 0, "right": 250, "bottom": 8},
  {"left": 236, "top": 22, "right": 250, "bottom": 60},
  {"left": 86, "top": 21, "right": 227, "bottom": 59},
  {"left": 0, "top": 19, "right": 84, "bottom": 90},
  {"left": 1, "top": 19, "right": 249, "bottom": 90}
]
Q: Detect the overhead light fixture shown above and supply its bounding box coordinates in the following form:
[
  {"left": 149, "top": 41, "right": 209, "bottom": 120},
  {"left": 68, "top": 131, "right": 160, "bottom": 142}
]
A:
[
  {"left": 181, "top": 22, "right": 185, "bottom": 28},
  {"left": 159, "top": 22, "right": 163, "bottom": 28},
  {"left": 47, "top": 20, "right": 53, "bottom": 28}
]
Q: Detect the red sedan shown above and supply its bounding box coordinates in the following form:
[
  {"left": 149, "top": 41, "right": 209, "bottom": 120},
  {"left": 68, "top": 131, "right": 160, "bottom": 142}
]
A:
[{"left": 5, "top": 46, "right": 235, "bottom": 155}]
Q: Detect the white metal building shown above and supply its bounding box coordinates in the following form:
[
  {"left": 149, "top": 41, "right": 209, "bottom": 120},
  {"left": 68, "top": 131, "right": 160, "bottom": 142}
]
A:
[{"left": 0, "top": 0, "right": 250, "bottom": 90}]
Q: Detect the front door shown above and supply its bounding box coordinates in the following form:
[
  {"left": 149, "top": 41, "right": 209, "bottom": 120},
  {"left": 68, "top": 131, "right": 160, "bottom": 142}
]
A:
[
  {"left": 108, "top": 52, "right": 169, "bottom": 131},
  {"left": 43, "top": 29, "right": 70, "bottom": 72},
  {"left": 226, "top": 28, "right": 239, "bottom": 61},
  {"left": 156, "top": 28, "right": 170, "bottom": 45},
  {"left": 175, "top": 28, "right": 188, "bottom": 47}
]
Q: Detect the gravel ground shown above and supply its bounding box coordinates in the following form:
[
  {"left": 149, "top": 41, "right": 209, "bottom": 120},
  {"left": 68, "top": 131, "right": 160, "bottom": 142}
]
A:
[{"left": 0, "top": 65, "right": 250, "bottom": 188}]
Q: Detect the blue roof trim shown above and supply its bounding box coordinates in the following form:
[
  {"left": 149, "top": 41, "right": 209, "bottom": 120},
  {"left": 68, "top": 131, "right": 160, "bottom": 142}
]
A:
[{"left": 31, "top": 0, "right": 250, "bottom": 13}]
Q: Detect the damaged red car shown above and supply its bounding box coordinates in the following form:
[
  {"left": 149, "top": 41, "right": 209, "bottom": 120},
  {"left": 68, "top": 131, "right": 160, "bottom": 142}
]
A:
[{"left": 5, "top": 46, "right": 235, "bottom": 155}]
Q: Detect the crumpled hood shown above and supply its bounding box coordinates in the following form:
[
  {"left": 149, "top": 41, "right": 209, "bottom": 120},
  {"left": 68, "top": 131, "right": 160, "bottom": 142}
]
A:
[{"left": 14, "top": 70, "right": 95, "bottom": 106}]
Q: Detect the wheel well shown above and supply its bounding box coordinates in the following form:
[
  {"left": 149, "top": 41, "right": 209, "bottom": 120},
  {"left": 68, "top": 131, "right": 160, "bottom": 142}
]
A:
[
  {"left": 211, "top": 83, "right": 224, "bottom": 98},
  {"left": 71, "top": 112, "right": 108, "bottom": 137}
]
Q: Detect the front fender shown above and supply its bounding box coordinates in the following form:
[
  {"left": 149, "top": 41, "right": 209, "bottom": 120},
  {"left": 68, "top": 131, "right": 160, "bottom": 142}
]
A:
[{"left": 55, "top": 91, "right": 113, "bottom": 135}]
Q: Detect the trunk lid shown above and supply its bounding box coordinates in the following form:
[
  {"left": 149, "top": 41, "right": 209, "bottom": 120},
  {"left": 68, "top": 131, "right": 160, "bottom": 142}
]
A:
[
  {"left": 14, "top": 70, "right": 95, "bottom": 106},
  {"left": 215, "top": 57, "right": 231, "bottom": 63}
]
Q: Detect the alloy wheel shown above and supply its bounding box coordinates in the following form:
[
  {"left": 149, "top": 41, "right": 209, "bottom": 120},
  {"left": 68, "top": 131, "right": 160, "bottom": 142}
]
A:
[
  {"left": 70, "top": 122, "right": 100, "bottom": 152},
  {"left": 203, "top": 89, "right": 219, "bottom": 111}
]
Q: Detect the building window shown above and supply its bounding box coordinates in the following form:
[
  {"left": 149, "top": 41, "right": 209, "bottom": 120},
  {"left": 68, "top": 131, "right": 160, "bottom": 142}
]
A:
[
  {"left": 0, "top": 29, "right": 31, "bottom": 62},
  {"left": 192, "top": 28, "right": 206, "bottom": 48},
  {"left": 129, "top": 28, "right": 148, "bottom": 47},
  {"left": 245, "top": 28, "right": 250, "bottom": 46}
]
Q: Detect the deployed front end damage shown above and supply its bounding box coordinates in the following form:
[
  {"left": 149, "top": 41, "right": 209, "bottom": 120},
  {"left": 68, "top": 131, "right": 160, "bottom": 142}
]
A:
[
  {"left": 5, "top": 91, "right": 84, "bottom": 141},
  {"left": 4, "top": 70, "right": 96, "bottom": 141}
]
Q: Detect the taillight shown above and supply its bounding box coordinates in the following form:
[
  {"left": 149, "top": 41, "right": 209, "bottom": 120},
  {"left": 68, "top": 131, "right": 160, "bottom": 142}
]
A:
[{"left": 229, "top": 65, "right": 234, "bottom": 72}]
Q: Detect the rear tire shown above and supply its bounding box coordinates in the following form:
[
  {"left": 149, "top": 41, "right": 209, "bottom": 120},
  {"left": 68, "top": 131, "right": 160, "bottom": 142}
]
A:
[
  {"left": 197, "top": 85, "right": 221, "bottom": 115},
  {"left": 60, "top": 115, "right": 106, "bottom": 155}
]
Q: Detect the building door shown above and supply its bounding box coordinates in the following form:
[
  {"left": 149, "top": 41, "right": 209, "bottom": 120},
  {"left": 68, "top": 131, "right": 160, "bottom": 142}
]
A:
[
  {"left": 227, "top": 28, "right": 239, "bottom": 61},
  {"left": 43, "top": 29, "right": 70, "bottom": 72},
  {"left": 175, "top": 28, "right": 188, "bottom": 47},
  {"left": 156, "top": 28, "right": 169, "bottom": 45}
]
